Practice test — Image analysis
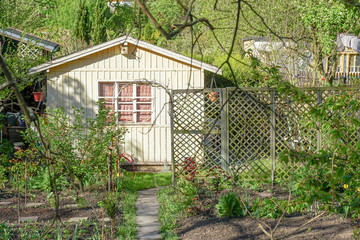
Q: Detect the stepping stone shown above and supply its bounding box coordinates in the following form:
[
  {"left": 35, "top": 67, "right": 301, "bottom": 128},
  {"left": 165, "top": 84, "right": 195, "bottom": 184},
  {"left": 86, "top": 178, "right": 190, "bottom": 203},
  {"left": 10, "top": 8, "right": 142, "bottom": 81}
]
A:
[
  {"left": 20, "top": 216, "right": 38, "bottom": 222},
  {"left": 101, "top": 217, "right": 111, "bottom": 222},
  {"left": 0, "top": 202, "right": 12, "bottom": 206},
  {"left": 63, "top": 204, "right": 78, "bottom": 208},
  {"left": 67, "top": 217, "right": 88, "bottom": 222},
  {"left": 138, "top": 225, "right": 162, "bottom": 239},
  {"left": 25, "top": 203, "right": 43, "bottom": 208},
  {"left": 136, "top": 188, "right": 162, "bottom": 240}
]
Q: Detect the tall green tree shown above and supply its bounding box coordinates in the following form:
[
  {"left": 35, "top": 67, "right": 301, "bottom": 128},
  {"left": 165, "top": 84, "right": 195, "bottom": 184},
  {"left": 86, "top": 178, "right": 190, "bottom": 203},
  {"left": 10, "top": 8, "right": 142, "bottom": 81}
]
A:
[
  {"left": 74, "top": 0, "right": 91, "bottom": 45},
  {"left": 92, "top": 0, "right": 107, "bottom": 45}
]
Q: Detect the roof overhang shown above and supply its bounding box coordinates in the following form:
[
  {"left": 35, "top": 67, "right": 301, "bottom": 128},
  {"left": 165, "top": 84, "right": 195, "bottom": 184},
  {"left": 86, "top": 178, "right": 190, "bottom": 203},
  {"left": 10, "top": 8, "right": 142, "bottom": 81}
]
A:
[
  {"left": 0, "top": 28, "right": 60, "bottom": 52},
  {"left": 29, "top": 36, "right": 222, "bottom": 75}
]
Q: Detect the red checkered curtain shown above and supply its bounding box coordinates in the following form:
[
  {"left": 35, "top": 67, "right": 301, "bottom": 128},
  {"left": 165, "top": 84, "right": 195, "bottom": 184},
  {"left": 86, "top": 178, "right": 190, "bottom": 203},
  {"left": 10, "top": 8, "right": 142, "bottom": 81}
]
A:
[
  {"left": 136, "top": 85, "right": 152, "bottom": 122},
  {"left": 136, "top": 84, "right": 151, "bottom": 102},
  {"left": 119, "top": 104, "right": 133, "bottom": 122},
  {"left": 136, "top": 103, "right": 151, "bottom": 122},
  {"left": 118, "top": 84, "right": 133, "bottom": 102},
  {"left": 99, "top": 83, "right": 115, "bottom": 102}
]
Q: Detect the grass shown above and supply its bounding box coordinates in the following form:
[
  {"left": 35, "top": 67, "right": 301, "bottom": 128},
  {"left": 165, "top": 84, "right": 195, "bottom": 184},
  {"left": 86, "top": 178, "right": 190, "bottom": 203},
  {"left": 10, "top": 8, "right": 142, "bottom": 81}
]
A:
[
  {"left": 158, "top": 187, "right": 184, "bottom": 240},
  {"left": 117, "top": 189, "right": 137, "bottom": 239},
  {"left": 124, "top": 172, "right": 172, "bottom": 191}
]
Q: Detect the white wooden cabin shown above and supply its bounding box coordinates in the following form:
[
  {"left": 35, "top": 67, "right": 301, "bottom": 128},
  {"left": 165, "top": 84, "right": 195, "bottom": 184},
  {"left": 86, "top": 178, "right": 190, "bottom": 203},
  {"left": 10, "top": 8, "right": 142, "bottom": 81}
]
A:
[{"left": 29, "top": 36, "right": 221, "bottom": 170}]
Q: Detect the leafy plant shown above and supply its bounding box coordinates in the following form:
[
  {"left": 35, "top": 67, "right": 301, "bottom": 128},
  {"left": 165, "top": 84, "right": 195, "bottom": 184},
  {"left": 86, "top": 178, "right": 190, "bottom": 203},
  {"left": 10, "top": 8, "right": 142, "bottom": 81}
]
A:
[
  {"left": 216, "top": 192, "right": 246, "bottom": 218},
  {"left": 251, "top": 197, "right": 287, "bottom": 219}
]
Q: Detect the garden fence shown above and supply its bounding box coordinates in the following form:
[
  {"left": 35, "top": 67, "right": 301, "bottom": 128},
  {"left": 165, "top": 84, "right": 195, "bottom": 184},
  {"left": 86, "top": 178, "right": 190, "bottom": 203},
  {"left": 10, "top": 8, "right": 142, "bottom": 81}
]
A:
[{"left": 171, "top": 86, "right": 360, "bottom": 183}]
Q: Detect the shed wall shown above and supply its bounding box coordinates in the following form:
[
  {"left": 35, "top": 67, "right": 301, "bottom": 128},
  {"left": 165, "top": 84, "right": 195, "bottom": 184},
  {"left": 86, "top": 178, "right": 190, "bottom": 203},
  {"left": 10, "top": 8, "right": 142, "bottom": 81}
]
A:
[{"left": 46, "top": 44, "right": 205, "bottom": 163}]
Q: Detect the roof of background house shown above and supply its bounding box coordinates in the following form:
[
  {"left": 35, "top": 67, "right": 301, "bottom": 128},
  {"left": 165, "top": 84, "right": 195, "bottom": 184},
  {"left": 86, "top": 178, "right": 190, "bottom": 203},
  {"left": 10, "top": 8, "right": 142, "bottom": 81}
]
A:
[
  {"left": 0, "top": 28, "right": 60, "bottom": 52},
  {"left": 242, "top": 36, "right": 267, "bottom": 42},
  {"left": 29, "top": 35, "right": 222, "bottom": 75},
  {"left": 337, "top": 33, "right": 360, "bottom": 52}
]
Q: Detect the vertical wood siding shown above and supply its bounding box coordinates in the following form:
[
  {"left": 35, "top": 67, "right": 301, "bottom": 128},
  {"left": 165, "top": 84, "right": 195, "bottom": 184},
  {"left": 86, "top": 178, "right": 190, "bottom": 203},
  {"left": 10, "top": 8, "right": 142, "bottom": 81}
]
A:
[{"left": 47, "top": 44, "right": 205, "bottom": 163}]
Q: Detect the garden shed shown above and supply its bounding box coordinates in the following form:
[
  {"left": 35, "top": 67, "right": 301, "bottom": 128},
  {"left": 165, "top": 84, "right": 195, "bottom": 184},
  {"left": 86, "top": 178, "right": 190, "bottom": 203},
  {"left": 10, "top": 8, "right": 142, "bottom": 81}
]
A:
[{"left": 29, "top": 36, "right": 221, "bottom": 170}]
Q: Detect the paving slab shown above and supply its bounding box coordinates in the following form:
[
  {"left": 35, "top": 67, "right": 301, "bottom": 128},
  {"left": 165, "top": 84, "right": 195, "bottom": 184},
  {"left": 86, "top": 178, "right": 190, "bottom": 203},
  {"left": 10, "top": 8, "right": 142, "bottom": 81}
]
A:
[
  {"left": 67, "top": 217, "right": 89, "bottom": 222},
  {"left": 63, "top": 204, "right": 78, "bottom": 208},
  {"left": 20, "top": 216, "right": 38, "bottom": 222},
  {"left": 136, "top": 188, "right": 162, "bottom": 240},
  {"left": 0, "top": 201, "right": 12, "bottom": 206},
  {"left": 25, "top": 203, "right": 43, "bottom": 208}
]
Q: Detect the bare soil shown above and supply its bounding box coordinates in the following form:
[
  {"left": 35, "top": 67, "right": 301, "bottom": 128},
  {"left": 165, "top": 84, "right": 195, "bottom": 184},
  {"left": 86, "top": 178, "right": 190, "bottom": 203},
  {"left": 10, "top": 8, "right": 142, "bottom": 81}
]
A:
[
  {"left": 0, "top": 189, "right": 117, "bottom": 239},
  {"left": 175, "top": 185, "right": 359, "bottom": 240},
  {"left": 176, "top": 214, "right": 357, "bottom": 240}
]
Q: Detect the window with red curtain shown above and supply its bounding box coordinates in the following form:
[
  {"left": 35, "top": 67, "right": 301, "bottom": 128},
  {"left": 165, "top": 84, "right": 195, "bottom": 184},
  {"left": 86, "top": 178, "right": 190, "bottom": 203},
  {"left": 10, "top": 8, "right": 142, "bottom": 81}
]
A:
[{"left": 99, "top": 82, "right": 152, "bottom": 123}]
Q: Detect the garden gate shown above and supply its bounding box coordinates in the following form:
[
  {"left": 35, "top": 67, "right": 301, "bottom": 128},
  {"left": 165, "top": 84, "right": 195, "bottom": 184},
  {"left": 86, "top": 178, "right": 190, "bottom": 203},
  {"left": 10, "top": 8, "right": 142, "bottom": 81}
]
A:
[{"left": 171, "top": 87, "right": 360, "bottom": 183}]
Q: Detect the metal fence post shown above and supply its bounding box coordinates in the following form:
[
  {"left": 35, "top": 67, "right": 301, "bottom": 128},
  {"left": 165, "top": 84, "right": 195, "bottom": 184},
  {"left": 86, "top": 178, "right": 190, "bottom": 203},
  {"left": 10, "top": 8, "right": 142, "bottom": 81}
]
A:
[
  {"left": 220, "top": 88, "right": 230, "bottom": 171},
  {"left": 270, "top": 89, "right": 276, "bottom": 186}
]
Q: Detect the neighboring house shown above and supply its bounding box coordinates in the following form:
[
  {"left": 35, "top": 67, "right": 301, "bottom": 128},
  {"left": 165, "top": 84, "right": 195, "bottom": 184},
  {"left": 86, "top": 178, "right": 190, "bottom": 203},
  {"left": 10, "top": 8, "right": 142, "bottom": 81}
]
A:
[
  {"left": 29, "top": 36, "right": 221, "bottom": 170},
  {"left": 107, "top": 0, "right": 132, "bottom": 12},
  {"left": 335, "top": 34, "right": 360, "bottom": 82},
  {"left": 243, "top": 35, "right": 360, "bottom": 86},
  {"left": 243, "top": 36, "right": 316, "bottom": 86},
  {"left": 0, "top": 28, "right": 60, "bottom": 59}
]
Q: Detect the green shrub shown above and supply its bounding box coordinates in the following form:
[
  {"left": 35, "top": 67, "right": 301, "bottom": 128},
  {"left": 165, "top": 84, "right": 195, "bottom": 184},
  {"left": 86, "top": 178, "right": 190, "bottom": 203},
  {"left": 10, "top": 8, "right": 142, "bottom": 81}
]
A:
[
  {"left": 216, "top": 192, "right": 246, "bottom": 217},
  {"left": 251, "top": 197, "right": 287, "bottom": 219}
]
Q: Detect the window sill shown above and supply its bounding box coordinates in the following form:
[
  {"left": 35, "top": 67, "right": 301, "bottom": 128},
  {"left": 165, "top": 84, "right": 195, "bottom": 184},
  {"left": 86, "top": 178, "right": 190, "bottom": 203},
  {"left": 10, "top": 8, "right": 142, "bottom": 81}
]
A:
[{"left": 118, "top": 122, "right": 154, "bottom": 126}]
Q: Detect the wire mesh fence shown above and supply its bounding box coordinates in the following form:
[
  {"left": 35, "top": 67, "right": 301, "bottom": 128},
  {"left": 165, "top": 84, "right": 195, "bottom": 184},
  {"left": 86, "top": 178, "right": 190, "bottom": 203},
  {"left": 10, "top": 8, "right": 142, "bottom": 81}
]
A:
[{"left": 171, "top": 86, "right": 360, "bottom": 183}]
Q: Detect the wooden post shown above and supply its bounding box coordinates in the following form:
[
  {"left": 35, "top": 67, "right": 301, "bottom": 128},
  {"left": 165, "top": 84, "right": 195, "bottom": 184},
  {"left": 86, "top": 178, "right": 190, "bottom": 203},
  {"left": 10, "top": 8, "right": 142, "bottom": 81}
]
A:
[
  {"left": 317, "top": 90, "right": 322, "bottom": 152},
  {"left": 270, "top": 89, "right": 276, "bottom": 186},
  {"left": 220, "top": 88, "right": 229, "bottom": 171},
  {"left": 170, "top": 90, "right": 176, "bottom": 183}
]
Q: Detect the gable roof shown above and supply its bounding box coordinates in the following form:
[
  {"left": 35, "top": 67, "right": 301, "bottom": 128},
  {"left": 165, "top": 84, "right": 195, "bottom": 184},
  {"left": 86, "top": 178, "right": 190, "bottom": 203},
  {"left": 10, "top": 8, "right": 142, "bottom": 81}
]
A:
[
  {"left": 29, "top": 36, "right": 221, "bottom": 75},
  {"left": 0, "top": 28, "right": 60, "bottom": 52}
]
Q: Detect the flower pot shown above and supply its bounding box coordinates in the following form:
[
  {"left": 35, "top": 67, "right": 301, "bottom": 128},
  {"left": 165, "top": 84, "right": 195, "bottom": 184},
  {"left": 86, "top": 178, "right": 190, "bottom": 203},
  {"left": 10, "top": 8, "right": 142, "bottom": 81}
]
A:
[{"left": 33, "top": 92, "right": 44, "bottom": 102}]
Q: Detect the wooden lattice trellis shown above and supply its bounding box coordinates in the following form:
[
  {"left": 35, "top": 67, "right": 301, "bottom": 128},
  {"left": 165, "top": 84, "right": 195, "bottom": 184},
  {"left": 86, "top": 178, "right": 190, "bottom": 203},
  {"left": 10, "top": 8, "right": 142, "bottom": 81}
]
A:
[
  {"left": 18, "top": 43, "right": 41, "bottom": 59},
  {"left": 171, "top": 87, "right": 360, "bottom": 183}
]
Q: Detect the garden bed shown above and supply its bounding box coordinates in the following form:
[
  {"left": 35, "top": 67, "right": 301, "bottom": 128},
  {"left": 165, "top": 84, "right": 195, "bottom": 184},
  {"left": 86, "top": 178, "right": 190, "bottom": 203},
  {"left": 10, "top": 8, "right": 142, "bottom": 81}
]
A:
[
  {"left": 0, "top": 189, "right": 124, "bottom": 239},
  {"left": 159, "top": 181, "right": 360, "bottom": 240},
  {"left": 176, "top": 213, "right": 356, "bottom": 239}
]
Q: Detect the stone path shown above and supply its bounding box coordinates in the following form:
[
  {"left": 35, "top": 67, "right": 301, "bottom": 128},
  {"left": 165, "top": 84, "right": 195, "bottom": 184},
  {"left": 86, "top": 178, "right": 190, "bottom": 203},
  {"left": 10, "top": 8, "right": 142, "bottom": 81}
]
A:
[
  {"left": 0, "top": 201, "right": 12, "bottom": 206},
  {"left": 25, "top": 203, "right": 43, "bottom": 208},
  {"left": 136, "top": 188, "right": 162, "bottom": 240},
  {"left": 19, "top": 216, "right": 38, "bottom": 222}
]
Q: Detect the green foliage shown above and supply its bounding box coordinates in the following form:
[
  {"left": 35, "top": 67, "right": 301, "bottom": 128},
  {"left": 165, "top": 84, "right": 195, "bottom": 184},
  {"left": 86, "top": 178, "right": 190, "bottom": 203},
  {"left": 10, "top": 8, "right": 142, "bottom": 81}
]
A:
[
  {"left": 124, "top": 172, "right": 171, "bottom": 191},
  {"left": 212, "top": 54, "right": 267, "bottom": 87},
  {"left": 104, "top": 4, "right": 133, "bottom": 39},
  {"left": 103, "top": 193, "right": 119, "bottom": 219},
  {"left": 0, "top": 223, "right": 11, "bottom": 240},
  {"left": 24, "top": 102, "right": 127, "bottom": 192},
  {"left": 158, "top": 187, "right": 181, "bottom": 239},
  {"left": 251, "top": 197, "right": 286, "bottom": 219},
  {"left": 92, "top": 0, "right": 107, "bottom": 45},
  {"left": 216, "top": 192, "right": 246, "bottom": 218},
  {"left": 0, "top": 53, "right": 45, "bottom": 101},
  {"left": 74, "top": 0, "right": 92, "bottom": 44},
  {"left": 278, "top": 85, "right": 360, "bottom": 218},
  {"left": 299, "top": 0, "right": 360, "bottom": 55},
  {"left": 148, "top": 0, "right": 182, "bottom": 32},
  {"left": 44, "top": 0, "right": 80, "bottom": 31},
  {"left": 0, "top": 139, "right": 13, "bottom": 158},
  {"left": 117, "top": 189, "right": 137, "bottom": 239},
  {"left": 0, "top": 0, "right": 44, "bottom": 31}
]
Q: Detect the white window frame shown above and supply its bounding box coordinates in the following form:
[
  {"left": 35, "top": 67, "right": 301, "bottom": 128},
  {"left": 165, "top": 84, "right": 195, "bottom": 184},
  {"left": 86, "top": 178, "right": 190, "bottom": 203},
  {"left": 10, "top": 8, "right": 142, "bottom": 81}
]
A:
[{"left": 98, "top": 80, "right": 153, "bottom": 124}]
